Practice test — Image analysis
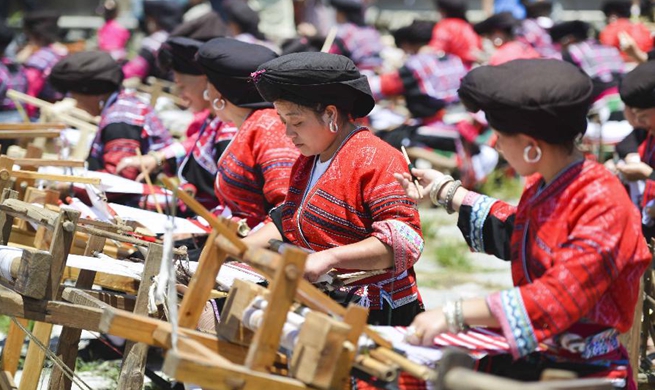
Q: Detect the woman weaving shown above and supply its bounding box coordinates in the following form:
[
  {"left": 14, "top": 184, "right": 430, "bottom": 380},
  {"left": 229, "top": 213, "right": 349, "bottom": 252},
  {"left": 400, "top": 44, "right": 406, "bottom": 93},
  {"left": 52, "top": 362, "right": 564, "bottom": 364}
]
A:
[
  {"left": 395, "top": 59, "right": 650, "bottom": 388},
  {"left": 246, "top": 52, "right": 425, "bottom": 326}
]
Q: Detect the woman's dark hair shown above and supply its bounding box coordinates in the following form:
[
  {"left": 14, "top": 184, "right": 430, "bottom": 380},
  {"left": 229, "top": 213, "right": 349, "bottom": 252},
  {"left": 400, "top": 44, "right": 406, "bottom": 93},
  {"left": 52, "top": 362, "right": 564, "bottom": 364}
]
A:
[{"left": 434, "top": 0, "right": 468, "bottom": 21}]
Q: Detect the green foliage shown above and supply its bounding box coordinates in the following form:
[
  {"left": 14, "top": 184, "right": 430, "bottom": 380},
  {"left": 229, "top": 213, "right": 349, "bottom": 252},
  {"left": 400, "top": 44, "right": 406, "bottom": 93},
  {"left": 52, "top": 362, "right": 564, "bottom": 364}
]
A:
[
  {"left": 432, "top": 240, "right": 472, "bottom": 272},
  {"left": 478, "top": 168, "right": 523, "bottom": 202},
  {"left": 0, "top": 316, "right": 11, "bottom": 335}
]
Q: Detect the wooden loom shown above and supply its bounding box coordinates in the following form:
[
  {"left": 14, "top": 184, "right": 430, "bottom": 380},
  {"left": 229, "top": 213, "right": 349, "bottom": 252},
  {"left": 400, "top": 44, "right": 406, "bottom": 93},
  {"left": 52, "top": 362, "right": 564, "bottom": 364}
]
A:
[
  {"left": 0, "top": 155, "right": 190, "bottom": 390},
  {"left": 5, "top": 90, "right": 99, "bottom": 160}
]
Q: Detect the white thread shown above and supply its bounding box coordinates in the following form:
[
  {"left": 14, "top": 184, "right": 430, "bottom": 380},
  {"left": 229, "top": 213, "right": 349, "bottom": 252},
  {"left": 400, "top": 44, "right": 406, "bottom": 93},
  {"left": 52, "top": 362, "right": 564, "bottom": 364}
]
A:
[{"left": 0, "top": 246, "right": 23, "bottom": 282}]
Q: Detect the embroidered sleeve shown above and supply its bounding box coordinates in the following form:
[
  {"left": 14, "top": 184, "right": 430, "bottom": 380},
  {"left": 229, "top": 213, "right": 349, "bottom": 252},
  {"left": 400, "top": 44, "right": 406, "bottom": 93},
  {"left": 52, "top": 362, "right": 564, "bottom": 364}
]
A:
[
  {"left": 366, "top": 150, "right": 424, "bottom": 273},
  {"left": 160, "top": 140, "right": 191, "bottom": 160},
  {"left": 457, "top": 192, "right": 515, "bottom": 260},
  {"left": 100, "top": 123, "right": 143, "bottom": 180},
  {"left": 489, "top": 200, "right": 650, "bottom": 359},
  {"left": 371, "top": 220, "right": 424, "bottom": 273}
]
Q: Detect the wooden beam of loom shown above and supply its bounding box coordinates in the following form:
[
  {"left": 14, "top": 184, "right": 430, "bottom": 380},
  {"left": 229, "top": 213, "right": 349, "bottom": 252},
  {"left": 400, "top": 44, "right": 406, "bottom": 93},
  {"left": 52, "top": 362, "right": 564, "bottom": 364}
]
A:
[
  {"left": 99, "top": 307, "right": 251, "bottom": 364},
  {"left": 0, "top": 284, "right": 103, "bottom": 331},
  {"left": 9, "top": 170, "right": 100, "bottom": 185},
  {"left": 0, "top": 199, "right": 59, "bottom": 228},
  {"left": 213, "top": 236, "right": 393, "bottom": 350},
  {"left": 6, "top": 90, "right": 99, "bottom": 129},
  {"left": 0, "top": 130, "right": 62, "bottom": 139},
  {"left": 164, "top": 174, "right": 393, "bottom": 349},
  {"left": 162, "top": 337, "right": 307, "bottom": 390},
  {"left": 11, "top": 158, "right": 85, "bottom": 168},
  {"left": 0, "top": 124, "right": 66, "bottom": 130}
]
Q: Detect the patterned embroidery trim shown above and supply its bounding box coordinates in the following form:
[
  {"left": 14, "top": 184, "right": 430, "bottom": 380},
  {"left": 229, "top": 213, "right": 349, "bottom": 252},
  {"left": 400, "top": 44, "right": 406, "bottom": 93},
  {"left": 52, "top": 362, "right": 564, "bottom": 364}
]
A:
[
  {"left": 499, "top": 288, "right": 538, "bottom": 358},
  {"left": 469, "top": 195, "right": 497, "bottom": 253}
]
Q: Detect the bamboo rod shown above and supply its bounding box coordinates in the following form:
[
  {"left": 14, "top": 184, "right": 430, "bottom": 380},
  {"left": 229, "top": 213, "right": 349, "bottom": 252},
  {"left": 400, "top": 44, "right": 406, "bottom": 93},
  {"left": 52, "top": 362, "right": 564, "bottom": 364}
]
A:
[
  {"left": 7, "top": 90, "right": 98, "bottom": 133},
  {"left": 0, "top": 123, "right": 65, "bottom": 130},
  {"left": 11, "top": 170, "right": 100, "bottom": 185},
  {"left": 0, "top": 130, "right": 62, "bottom": 139},
  {"left": 12, "top": 158, "right": 85, "bottom": 168},
  {"left": 369, "top": 347, "right": 437, "bottom": 382},
  {"left": 159, "top": 175, "right": 247, "bottom": 254},
  {"left": 135, "top": 148, "right": 163, "bottom": 214}
]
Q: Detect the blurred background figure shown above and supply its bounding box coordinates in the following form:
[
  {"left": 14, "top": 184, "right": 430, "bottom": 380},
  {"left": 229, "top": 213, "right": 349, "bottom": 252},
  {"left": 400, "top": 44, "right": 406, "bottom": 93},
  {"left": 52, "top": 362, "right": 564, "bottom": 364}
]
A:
[
  {"left": 429, "top": 0, "right": 481, "bottom": 68},
  {"left": 600, "top": 0, "right": 653, "bottom": 64},
  {"left": 247, "top": 0, "right": 296, "bottom": 42},
  {"left": 122, "top": 0, "right": 182, "bottom": 81},
  {"left": 550, "top": 20, "right": 630, "bottom": 146},
  {"left": 474, "top": 11, "right": 539, "bottom": 65},
  {"left": 0, "top": 20, "right": 27, "bottom": 125},
  {"left": 517, "top": 0, "right": 560, "bottom": 59},
  {"left": 183, "top": 0, "right": 214, "bottom": 22},
  {"left": 328, "top": 0, "right": 384, "bottom": 71},
  {"left": 20, "top": 10, "right": 68, "bottom": 116},
  {"left": 223, "top": 0, "right": 280, "bottom": 52},
  {"left": 97, "top": 0, "right": 130, "bottom": 62}
]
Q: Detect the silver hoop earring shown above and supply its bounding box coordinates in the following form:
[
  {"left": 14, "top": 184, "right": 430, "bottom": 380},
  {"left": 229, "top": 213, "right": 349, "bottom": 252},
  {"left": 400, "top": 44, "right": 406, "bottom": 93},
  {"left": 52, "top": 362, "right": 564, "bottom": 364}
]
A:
[
  {"left": 212, "top": 98, "right": 226, "bottom": 111},
  {"left": 203, "top": 89, "right": 210, "bottom": 101},
  {"left": 98, "top": 100, "right": 105, "bottom": 110},
  {"left": 523, "top": 144, "right": 542, "bottom": 163},
  {"left": 328, "top": 121, "right": 338, "bottom": 133},
  {"left": 493, "top": 37, "right": 504, "bottom": 47}
]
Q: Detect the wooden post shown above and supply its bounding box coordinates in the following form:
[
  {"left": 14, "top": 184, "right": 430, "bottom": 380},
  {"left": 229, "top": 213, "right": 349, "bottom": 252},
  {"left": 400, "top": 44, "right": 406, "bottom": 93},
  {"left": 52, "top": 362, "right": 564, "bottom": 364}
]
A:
[
  {"left": 329, "top": 305, "right": 369, "bottom": 389},
  {"left": 116, "top": 243, "right": 163, "bottom": 390},
  {"left": 245, "top": 248, "right": 306, "bottom": 372},
  {"left": 45, "top": 208, "right": 81, "bottom": 301},
  {"left": 619, "top": 278, "right": 644, "bottom": 387},
  {"left": 0, "top": 318, "right": 29, "bottom": 376},
  {"left": 17, "top": 322, "right": 54, "bottom": 390},
  {"left": 178, "top": 230, "right": 226, "bottom": 329},
  {"left": 15, "top": 145, "right": 42, "bottom": 201},
  {"left": 0, "top": 189, "right": 18, "bottom": 245},
  {"left": 0, "top": 157, "right": 14, "bottom": 197},
  {"left": 48, "top": 234, "right": 107, "bottom": 390},
  {"left": 13, "top": 249, "right": 52, "bottom": 299}
]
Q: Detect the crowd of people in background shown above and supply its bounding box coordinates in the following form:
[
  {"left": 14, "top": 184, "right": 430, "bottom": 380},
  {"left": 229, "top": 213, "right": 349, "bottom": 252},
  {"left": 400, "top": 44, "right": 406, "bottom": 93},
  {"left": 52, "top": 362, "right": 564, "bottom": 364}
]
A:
[{"left": 1, "top": 0, "right": 655, "bottom": 389}]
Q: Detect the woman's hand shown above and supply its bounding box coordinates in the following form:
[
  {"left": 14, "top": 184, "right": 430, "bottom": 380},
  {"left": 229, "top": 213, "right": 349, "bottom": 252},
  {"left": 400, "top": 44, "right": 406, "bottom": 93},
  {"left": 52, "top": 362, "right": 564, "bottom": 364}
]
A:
[
  {"left": 617, "top": 161, "right": 653, "bottom": 181},
  {"left": 304, "top": 251, "right": 335, "bottom": 283},
  {"left": 116, "top": 155, "right": 157, "bottom": 181},
  {"left": 393, "top": 168, "right": 445, "bottom": 201},
  {"left": 405, "top": 309, "right": 448, "bottom": 346}
]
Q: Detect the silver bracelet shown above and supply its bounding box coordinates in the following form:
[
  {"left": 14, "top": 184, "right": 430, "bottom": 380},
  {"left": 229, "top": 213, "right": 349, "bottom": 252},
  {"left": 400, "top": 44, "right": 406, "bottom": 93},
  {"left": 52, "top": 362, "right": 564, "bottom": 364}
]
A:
[
  {"left": 443, "top": 301, "right": 459, "bottom": 333},
  {"left": 429, "top": 175, "right": 454, "bottom": 206},
  {"left": 454, "top": 299, "right": 468, "bottom": 333},
  {"left": 445, "top": 180, "right": 462, "bottom": 214}
]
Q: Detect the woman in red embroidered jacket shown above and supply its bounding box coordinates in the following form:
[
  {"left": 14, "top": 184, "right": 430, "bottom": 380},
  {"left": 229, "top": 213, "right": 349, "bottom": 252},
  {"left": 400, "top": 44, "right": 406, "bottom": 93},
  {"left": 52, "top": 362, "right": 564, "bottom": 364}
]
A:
[
  {"left": 116, "top": 37, "right": 237, "bottom": 212},
  {"left": 396, "top": 60, "right": 650, "bottom": 388},
  {"left": 616, "top": 61, "right": 655, "bottom": 242},
  {"left": 197, "top": 38, "right": 299, "bottom": 229},
  {"left": 246, "top": 52, "right": 425, "bottom": 326},
  {"left": 49, "top": 51, "right": 173, "bottom": 182}
]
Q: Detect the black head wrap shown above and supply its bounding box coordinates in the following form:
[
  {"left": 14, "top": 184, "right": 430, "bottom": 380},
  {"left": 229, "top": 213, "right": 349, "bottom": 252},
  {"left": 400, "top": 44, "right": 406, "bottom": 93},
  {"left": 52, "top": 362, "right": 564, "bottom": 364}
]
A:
[
  {"left": 602, "top": 0, "right": 632, "bottom": 18},
  {"left": 253, "top": 52, "right": 375, "bottom": 119},
  {"left": 24, "top": 10, "right": 60, "bottom": 44},
  {"left": 0, "top": 21, "right": 14, "bottom": 50},
  {"left": 458, "top": 59, "right": 593, "bottom": 144},
  {"left": 170, "top": 11, "right": 227, "bottom": 41},
  {"left": 474, "top": 12, "right": 518, "bottom": 36},
  {"left": 197, "top": 38, "right": 277, "bottom": 108},
  {"left": 143, "top": 1, "right": 183, "bottom": 32},
  {"left": 49, "top": 51, "right": 123, "bottom": 95},
  {"left": 223, "top": 0, "right": 262, "bottom": 39},
  {"left": 393, "top": 20, "right": 435, "bottom": 47},
  {"left": 434, "top": 0, "right": 468, "bottom": 20},
  {"left": 330, "top": 0, "right": 365, "bottom": 26},
  {"left": 159, "top": 37, "right": 205, "bottom": 75},
  {"left": 620, "top": 61, "right": 655, "bottom": 109},
  {"left": 549, "top": 20, "right": 590, "bottom": 43},
  {"left": 280, "top": 36, "right": 323, "bottom": 55},
  {"left": 525, "top": 1, "right": 553, "bottom": 19}
]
